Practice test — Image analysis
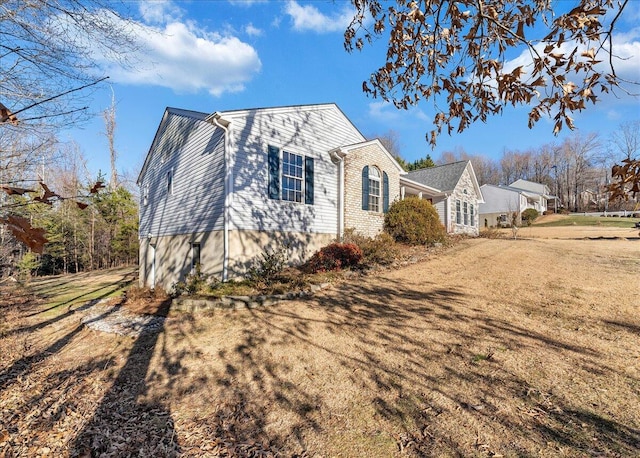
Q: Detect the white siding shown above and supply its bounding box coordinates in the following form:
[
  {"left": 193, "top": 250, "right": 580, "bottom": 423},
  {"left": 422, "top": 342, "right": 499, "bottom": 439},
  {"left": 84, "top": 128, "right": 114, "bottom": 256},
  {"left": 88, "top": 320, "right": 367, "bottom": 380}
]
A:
[
  {"left": 139, "top": 109, "right": 225, "bottom": 238},
  {"left": 432, "top": 197, "right": 447, "bottom": 229},
  {"left": 226, "top": 105, "right": 365, "bottom": 234},
  {"left": 479, "top": 185, "right": 526, "bottom": 215}
]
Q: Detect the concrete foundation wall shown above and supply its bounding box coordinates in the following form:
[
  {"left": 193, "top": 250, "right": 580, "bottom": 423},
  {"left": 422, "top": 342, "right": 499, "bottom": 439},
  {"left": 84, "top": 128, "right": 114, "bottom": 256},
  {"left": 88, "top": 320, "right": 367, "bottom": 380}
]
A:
[
  {"left": 139, "top": 229, "right": 334, "bottom": 290},
  {"left": 228, "top": 230, "right": 335, "bottom": 277},
  {"left": 139, "top": 231, "right": 224, "bottom": 290}
]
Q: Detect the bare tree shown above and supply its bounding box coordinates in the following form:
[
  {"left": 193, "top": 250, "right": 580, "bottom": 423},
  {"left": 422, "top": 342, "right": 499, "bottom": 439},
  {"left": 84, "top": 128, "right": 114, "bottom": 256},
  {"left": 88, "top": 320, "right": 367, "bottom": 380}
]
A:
[
  {"left": 471, "top": 155, "right": 500, "bottom": 186},
  {"left": 500, "top": 150, "right": 531, "bottom": 185},
  {"left": 610, "top": 120, "right": 640, "bottom": 161},
  {"left": 0, "top": 0, "right": 137, "bottom": 128},
  {"left": 345, "top": 0, "right": 634, "bottom": 146},
  {"left": 557, "top": 133, "right": 600, "bottom": 211},
  {"left": 607, "top": 121, "right": 640, "bottom": 202},
  {"left": 103, "top": 91, "right": 119, "bottom": 191}
]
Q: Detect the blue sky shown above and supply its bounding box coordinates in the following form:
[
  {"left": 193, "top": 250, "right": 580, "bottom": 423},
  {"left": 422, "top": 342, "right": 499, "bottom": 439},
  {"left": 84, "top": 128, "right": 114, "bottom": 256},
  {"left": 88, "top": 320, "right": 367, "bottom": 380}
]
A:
[{"left": 62, "top": 0, "right": 640, "bottom": 182}]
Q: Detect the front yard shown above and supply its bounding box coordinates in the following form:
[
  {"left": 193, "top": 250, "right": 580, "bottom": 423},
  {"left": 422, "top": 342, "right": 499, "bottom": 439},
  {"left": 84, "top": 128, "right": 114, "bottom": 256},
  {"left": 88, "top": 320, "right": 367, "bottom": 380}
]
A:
[{"left": 1, "top": 231, "right": 639, "bottom": 456}]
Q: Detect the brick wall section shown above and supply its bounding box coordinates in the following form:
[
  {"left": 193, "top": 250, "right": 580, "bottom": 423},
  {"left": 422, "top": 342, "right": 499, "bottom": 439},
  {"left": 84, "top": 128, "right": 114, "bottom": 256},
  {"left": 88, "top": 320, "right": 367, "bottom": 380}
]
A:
[
  {"left": 343, "top": 145, "right": 401, "bottom": 238},
  {"left": 449, "top": 167, "right": 480, "bottom": 236}
]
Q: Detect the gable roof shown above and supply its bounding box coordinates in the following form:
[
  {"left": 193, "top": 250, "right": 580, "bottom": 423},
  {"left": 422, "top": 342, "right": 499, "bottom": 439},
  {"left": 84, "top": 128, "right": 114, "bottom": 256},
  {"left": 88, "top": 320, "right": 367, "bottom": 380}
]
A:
[
  {"left": 509, "top": 179, "right": 550, "bottom": 195},
  {"left": 211, "top": 102, "right": 366, "bottom": 140},
  {"left": 138, "top": 103, "right": 366, "bottom": 185},
  {"left": 330, "top": 139, "right": 406, "bottom": 174},
  {"left": 406, "top": 160, "right": 469, "bottom": 192},
  {"left": 137, "top": 107, "right": 210, "bottom": 183}
]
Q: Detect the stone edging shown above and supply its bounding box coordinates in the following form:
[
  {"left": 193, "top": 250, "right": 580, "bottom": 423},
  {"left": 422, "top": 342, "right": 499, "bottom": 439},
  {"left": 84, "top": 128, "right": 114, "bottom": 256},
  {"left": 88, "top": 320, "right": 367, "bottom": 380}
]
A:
[{"left": 172, "top": 282, "right": 332, "bottom": 313}]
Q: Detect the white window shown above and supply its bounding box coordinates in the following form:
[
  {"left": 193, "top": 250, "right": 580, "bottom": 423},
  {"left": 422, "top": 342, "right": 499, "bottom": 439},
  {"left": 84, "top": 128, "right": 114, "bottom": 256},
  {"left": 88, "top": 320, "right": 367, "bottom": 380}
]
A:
[
  {"left": 470, "top": 204, "right": 475, "bottom": 226},
  {"left": 463, "top": 202, "right": 469, "bottom": 225},
  {"left": 282, "top": 151, "right": 303, "bottom": 203},
  {"left": 368, "top": 166, "right": 381, "bottom": 212},
  {"left": 456, "top": 200, "right": 461, "bottom": 224}
]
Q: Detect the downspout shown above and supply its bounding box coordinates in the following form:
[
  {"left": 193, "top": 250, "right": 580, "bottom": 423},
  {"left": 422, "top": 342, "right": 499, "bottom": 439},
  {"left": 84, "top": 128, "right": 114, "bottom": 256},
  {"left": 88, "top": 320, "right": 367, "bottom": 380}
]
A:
[
  {"left": 211, "top": 114, "right": 230, "bottom": 281},
  {"left": 444, "top": 193, "right": 451, "bottom": 233},
  {"left": 330, "top": 150, "right": 345, "bottom": 240}
]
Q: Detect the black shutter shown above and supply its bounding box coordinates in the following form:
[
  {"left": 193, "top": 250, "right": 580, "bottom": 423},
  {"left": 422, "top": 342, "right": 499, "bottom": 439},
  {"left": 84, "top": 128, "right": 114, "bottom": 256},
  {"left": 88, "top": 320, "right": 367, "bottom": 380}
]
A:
[
  {"left": 383, "top": 171, "right": 389, "bottom": 213},
  {"left": 268, "top": 145, "right": 280, "bottom": 200},
  {"left": 305, "top": 157, "right": 314, "bottom": 205},
  {"left": 362, "top": 165, "right": 369, "bottom": 210}
]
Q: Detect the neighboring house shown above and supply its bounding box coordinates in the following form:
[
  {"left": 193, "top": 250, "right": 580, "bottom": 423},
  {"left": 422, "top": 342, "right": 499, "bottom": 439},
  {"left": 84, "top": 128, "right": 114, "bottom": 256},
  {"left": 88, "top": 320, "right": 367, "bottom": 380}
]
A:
[
  {"left": 403, "top": 161, "right": 484, "bottom": 236},
  {"left": 509, "top": 179, "right": 554, "bottom": 213},
  {"left": 479, "top": 179, "right": 555, "bottom": 227},
  {"left": 137, "top": 103, "right": 483, "bottom": 289},
  {"left": 478, "top": 184, "right": 529, "bottom": 228}
]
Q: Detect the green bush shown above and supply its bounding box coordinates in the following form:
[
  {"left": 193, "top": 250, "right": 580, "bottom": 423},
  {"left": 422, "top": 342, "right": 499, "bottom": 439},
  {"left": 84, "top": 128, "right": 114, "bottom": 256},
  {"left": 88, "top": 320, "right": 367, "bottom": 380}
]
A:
[
  {"left": 343, "top": 229, "right": 398, "bottom": 266},
  {"left": 384, "top": 198, "right": 446, "bottom": 245},
  {"left": 171, "top": 263, "right": 210, "bottom": 296},
  {"left": 521, "top": 208, "right": 540, "bottom": 226},
  {"left": 246, "top": 243, "right": 288, "bottom": 284},
  {"left": 303, "top": 243, "right": 363, "bottom": 273}
]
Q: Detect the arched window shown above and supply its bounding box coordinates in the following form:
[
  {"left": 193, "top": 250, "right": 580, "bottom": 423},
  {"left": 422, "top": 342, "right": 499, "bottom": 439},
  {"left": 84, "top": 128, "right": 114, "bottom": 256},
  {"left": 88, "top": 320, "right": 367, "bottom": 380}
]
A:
[
  {"left": 362, "top": 165, "right": 389, "bottom": 212},
  {"left": 368, "top": 166, "right": 381, "bottom": 212}
]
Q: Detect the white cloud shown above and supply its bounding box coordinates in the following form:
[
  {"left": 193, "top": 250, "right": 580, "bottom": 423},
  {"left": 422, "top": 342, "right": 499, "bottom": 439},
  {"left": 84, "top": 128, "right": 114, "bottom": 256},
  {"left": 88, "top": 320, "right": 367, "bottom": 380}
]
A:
[
  {"left": 367, "top": 101, "right": 429, "bottom": 123},
  {"left": 245, "top": 23, "right": 263, "bottom": 37},
  {"left": 502, "top": 28, "right": 640, "bottom": 90},
  {"left": 228, "top": 0, "right": 267, "bottom": 6},
  {"left": 368, "top": 101, "right": 401, "bottom": 122},
  {"left": 138, "top": 1, "right": 184, "bottom": 24},
  {"left": 91, "top": 5, "right": 261, "bottom": 96},
  {"left": 606, "top": 109, "right": 622, "bottom": 121},
  {"left": 284, "top": 1, "right": 353, "bottom": 33},
  {"left": 610, "top": 27, "right": 640, "bottom": 82}
]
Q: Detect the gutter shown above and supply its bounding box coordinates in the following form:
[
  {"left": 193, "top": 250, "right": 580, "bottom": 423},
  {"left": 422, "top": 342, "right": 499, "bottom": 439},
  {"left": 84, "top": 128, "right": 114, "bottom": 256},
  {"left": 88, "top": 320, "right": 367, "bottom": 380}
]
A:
[{"left": 209, "top": 112, "right": 231, "bottom": 281}]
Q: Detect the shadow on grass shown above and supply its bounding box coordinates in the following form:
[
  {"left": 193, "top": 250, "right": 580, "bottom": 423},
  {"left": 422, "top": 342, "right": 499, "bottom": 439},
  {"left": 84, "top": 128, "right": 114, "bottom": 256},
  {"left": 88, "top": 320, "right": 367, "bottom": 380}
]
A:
[
  {"left": 70, "top": 298, "right": 180, "bottom": 456},
  {"left": 0, "top": 304, "right": 122, "bottom": 391},
  {"left": 198, "top": 278, "right": 640, "bottom": 456},
  {"left": 3, "top": 278, "right": 134, "bottom": 339},
  {"left": 25, "top": 271, "right": 136, "bottom": 317}
]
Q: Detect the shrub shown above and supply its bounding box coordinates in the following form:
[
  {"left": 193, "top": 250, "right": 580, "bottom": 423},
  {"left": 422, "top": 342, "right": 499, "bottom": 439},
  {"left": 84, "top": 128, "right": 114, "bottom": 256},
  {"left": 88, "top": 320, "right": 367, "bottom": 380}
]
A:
[
  {"left": 521, "top": 208, "right": 539, "bottom": 226},
  {"left": 246, "top": 243, "right": 288, "bottom": 284},
  {"left": 171, "top": 263, "right": 210, "bottom": 296},
  {"left": 342, "top": 229, "right": 398, "bottom": 266},
  {"left": 303, "top": 243, "right": 363, "bottom": 273},
  {"left": 479, "top": 227, "right": 504, "bottom": 239},
  {"left": 384, "top": 197, "right": 446, "bottom": 245}
]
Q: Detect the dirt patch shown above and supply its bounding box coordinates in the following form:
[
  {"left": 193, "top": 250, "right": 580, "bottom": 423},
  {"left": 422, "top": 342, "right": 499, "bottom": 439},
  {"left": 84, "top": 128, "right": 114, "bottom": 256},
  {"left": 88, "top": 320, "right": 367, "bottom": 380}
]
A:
[{"left": 1, "top": 234, "right": 639, "bottom": 456}]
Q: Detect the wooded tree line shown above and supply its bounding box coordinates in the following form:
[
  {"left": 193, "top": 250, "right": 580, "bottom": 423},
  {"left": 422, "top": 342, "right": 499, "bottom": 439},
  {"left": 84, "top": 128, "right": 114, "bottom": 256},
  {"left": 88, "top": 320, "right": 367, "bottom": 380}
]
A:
[
  {"left": 381, "top": 120, "right": 639, "bottom": 213},
  {"left": 0, "top": 128, "right": 138, "bottom": 278}
]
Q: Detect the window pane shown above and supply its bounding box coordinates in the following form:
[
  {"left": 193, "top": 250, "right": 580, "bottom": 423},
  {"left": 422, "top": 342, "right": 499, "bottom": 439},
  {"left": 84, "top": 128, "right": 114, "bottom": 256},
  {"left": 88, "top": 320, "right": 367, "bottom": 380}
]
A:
[
  {"left": 367, "top": 166, "right": 381, "bottom": 213},
  {"left": 282, "top": 151, "right": 304, "bottom": 202}
]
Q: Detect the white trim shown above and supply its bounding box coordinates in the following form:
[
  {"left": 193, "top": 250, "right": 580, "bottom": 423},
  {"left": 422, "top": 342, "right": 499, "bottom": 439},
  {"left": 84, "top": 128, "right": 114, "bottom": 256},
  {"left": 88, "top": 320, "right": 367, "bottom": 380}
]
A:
[
  {"left": 399, "top": 176, "right": 444, "bottom": 196},
  {"left": 210, "top": 113, "right": 231, "bottom": 282},
  {"left": 329, "top": 139, "right": 406, "bottom": 174},
  {"left": 330, "top": 151, "right": 345, "bottom": 239},
  {"left": 464, "top": 161, "right": 484, "bottom": 203}
]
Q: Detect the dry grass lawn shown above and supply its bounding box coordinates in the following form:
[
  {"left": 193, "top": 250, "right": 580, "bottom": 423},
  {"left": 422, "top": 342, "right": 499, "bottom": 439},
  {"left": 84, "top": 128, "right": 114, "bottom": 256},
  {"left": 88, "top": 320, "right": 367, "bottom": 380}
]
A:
[{"left": 1, "top": 229, "right": 639, "bottom": 457}]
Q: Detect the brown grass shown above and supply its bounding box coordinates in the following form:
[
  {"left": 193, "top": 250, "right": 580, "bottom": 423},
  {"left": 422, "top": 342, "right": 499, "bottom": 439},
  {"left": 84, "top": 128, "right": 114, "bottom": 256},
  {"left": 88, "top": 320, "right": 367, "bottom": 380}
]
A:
[{"left": 1, "top": 233, "right": 639, "bottom": 456}]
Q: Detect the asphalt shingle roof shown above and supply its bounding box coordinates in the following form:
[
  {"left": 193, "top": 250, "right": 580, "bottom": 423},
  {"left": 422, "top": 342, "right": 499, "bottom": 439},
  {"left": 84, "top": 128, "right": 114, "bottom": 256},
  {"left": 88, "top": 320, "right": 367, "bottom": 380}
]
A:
[{"left": 405, "top": 161, "right": 469, "bottom": 192}]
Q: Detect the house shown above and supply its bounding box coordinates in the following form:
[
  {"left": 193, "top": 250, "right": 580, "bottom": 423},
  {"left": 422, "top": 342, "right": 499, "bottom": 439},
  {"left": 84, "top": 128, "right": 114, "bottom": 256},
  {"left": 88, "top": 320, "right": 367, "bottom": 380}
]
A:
[
  {"left": 402, "top": 161, "right": 484, "bottom": 236},
  {"left": 509, "top": 179, "right": 554, "bottom": 213},
  {"left": 479, "top": 179, "right": 555, "bottom": 228},
  {"left": 137, "top": 103, "right": 482, "bottom": 289}
]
